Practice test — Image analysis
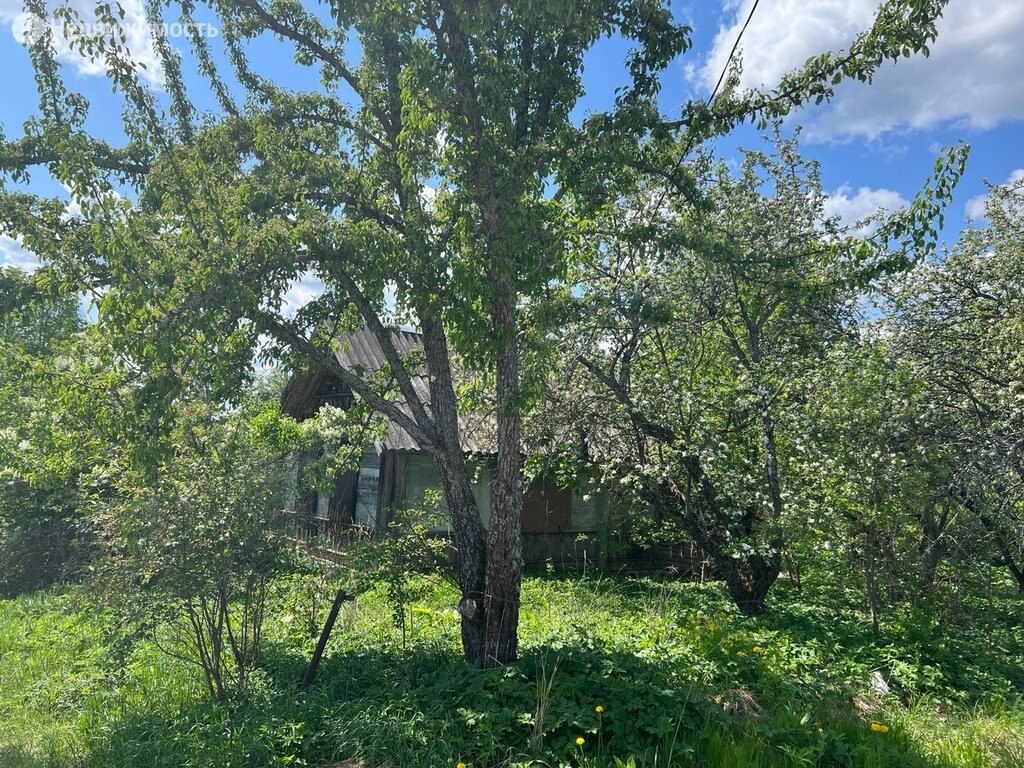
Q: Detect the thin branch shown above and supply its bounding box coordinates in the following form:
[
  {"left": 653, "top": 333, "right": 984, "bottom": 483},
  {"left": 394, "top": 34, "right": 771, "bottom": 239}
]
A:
[
  {"left": 231, "top": 0, "right": 395, "bottom": 135},
  {"left": 259, "top": 313, "right": 438, "bottom": 449}
]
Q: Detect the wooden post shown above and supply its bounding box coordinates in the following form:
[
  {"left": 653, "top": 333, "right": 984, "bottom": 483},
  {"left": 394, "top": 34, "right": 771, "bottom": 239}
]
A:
[{"left": 300, "top": 588, "right": 354, "bottom": 690}]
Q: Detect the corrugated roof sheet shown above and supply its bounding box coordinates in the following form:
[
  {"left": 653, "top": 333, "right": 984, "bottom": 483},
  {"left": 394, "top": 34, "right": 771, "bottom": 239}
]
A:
[{"left": 335, "top": 325, "right": 424, "bottom": 372}]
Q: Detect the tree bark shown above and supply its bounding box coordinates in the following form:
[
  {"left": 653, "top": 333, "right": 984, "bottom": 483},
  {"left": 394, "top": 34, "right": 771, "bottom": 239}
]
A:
[
  {"left": 865, "top": 528, "right": 881, "bottom": 635},
  {"left": 963, "top": 494, "right": 1024, "bottom": 594},
  {"left": 980, "top": 514, "right": 1024, "bottom": 594},
  {"left": 433, "top": 444, "right": 489, "bottom": 661},
  {"left": 421, "top": 317, "right": 490, "bottom": 662},
  {"left": 482, "top": 288, "right": 524, "bottom": 666},
  {"left": 917, "top": 500, "right": 947, "bottom": 596},
  {"left": 645, "top": 458, "right": 781, "bottom": 617},
  {"left": 434, "top": 2, "right": 527, "bottom": 662},
  {"left": 720, "top": 555, "right": 777, "bottom": 616},
  {"left": 758, "top": 409, "right": 785, "bottom": 524}
]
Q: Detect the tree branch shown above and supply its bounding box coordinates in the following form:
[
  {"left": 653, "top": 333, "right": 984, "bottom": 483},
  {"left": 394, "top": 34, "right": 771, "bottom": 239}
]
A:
[
  {"left": 231, "top": 0, "right": 395, "bottom": 135},
  {"left": 259, "top": 313, "right": 436, "bottom": 448},
  {"left": 0, "top": 135, "right": 150, "bottom": 177}
]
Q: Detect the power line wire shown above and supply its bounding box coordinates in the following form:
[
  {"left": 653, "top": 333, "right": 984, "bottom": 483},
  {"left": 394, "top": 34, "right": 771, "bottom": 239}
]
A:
[
  {"left": 709, "top": 0, "right": 762, "bottom": 109},
  {"left": 650, "top": 0, "right": 762, "bottom": 213}
]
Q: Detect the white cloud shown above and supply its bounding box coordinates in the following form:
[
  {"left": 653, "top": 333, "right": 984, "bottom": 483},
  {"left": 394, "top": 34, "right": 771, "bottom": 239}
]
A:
[
  {"left": 703, "top": 0, "right": 1024, "bottom": 140},
  {"left": 280, "top": 271, "right": 325, "bottom": 318},
  {"left": 824, "top": 184, "right": 908, "bottom": 234},
  {"left": 419, "top": 184, "right": 437, "bottom": 211},
  {"left": 2, "top": 0, "right": 163, "bottom": 85},
  {"left": 704, "top": 1, "right": 875, "bottom": 95},
  {"left": 965, "top": 168, "right": 1024, "bottom": 220},
  {"left": 0, "top": 233, "right": 39, "bottom": 271}
]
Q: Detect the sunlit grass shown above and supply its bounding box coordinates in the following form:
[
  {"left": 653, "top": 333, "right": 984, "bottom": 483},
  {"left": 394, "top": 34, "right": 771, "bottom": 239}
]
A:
[{"left": 1, "top": 571, "right": 1021, "bottom": 767}]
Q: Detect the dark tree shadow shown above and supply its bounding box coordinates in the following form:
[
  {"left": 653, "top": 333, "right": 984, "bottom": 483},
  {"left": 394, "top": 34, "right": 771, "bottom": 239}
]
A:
[{"left": 76, "top": 635, "right": 961, "bottom": 768}]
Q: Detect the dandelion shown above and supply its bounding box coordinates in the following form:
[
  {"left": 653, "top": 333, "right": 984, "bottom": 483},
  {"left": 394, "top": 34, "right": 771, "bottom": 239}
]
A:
[
  {"left": 870, "top": 722, "right": 890, "bottom": 733},
  {"left": 595, "top": 705, "right": 604, "bottom": 713},
  {"left": 752, "top": 645, "right": 762, "bottom": 653},
  {"left": 736, "top": 651, "right": 746, "bottom": 657},
  {"left": 457, "top": 763, "right": 468, "bottom": 768},
  {"left": 576, "top": 736, "right": 585, "bottom": 745}
]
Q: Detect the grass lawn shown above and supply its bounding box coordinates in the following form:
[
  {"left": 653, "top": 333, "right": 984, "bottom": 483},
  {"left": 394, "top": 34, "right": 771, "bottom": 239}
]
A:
[{"left": 1, "top": 569, "right": 1021, "bottom": 767}]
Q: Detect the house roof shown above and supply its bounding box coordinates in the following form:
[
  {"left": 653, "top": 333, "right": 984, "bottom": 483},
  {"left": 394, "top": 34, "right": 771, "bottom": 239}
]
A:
[
  {"left": 281, "top": 325, "right": 497, "bottom": 455},
  {"left": 334, "top": 325, "right": 424, "bottom": 372}
]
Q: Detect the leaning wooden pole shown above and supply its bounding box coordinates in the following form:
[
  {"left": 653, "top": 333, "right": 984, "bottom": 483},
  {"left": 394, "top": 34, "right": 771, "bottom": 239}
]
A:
[{"left": 300, "top": 588, "right": 354, "bottom": 690}]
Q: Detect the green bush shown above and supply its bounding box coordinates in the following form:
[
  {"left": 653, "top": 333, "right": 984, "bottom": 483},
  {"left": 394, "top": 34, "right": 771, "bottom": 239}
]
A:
[{"left": 98, "top": 398, "right": 299, "bottom": 701}]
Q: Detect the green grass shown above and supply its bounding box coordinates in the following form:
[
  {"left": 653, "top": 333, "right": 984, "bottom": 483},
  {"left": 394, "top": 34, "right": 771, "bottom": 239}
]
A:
[{"left": 1, "top": 570, "right": 1021, "bottom": 767}]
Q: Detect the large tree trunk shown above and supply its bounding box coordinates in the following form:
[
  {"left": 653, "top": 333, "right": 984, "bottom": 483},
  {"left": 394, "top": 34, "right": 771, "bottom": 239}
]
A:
[
  {"left": 655, "top": 457, "right": 781, "bottom": 617},
  {"left": 421, "top": 318, "right": 490, "bottom": 662},
  {"left": 720, "top": 554, "right": 778, "bottom": 616},
  {"left": 482, "top": 289, "right": 524, "bottom": 666},
  {"left": 434, "top": 445, "right": 489, "bottom": 661},
  {"left": 421, "top": 309, "right": 524, "bottom": 665}
]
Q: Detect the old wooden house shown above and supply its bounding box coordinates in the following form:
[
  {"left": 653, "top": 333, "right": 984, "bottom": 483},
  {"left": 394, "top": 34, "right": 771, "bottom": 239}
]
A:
[{"left": 281, "top": 326, "right": 608, "bottom": 568}]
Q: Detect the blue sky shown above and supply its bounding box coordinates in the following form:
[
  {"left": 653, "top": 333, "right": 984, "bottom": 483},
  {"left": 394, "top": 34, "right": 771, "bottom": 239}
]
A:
[{"left": 1, "top": 0, "right": 1022, "bottom": 277}]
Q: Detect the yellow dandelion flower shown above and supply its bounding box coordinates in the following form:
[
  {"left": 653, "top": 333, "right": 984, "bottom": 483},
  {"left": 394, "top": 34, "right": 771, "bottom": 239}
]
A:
[
  {"left": 576, "top": 736, "right": 585, "bottom": 746},
  {"left": 595, "top": 705, "right": 604, "bottom": 713},
  {"left": 457, "top": 763, "right": 468, "bottom": 768},
  {"left": 870, "top": 722, "right": 890, "bottom": 733},
  {"left": 752, "top": 645, "right": 763, "bottom": 653},
  {"left": 737, "top": 651, "right": 746, "bottom": 657}
]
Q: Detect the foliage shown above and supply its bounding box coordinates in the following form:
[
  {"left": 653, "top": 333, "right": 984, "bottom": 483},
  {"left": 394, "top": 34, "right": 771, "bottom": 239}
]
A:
[
  {"left": 797, "top": 340, "right": 961, "bottom": 629},
  {"left": 1, "top": 570, "right": 1022, "bottom": 768},
  {"left": 884, "top": 175, "right": 1024, "bottom": 593},
  {"left": 349, "top": 493, "right": 455, "bottom": 649},
  {"left": 98, "top": 395, "right": 301, "bottom": 700},
  {"left": 548, "top": 133, "right": 964, "bottom": 615},
  {"left": 0, "top": 267, "right": 109, "bottom": 596},
  {"left": 1, "top": 0, "right": 689, "bottom": 666},
  {"left": 0, "top": 0, "right": 955, "bottom": 663}
]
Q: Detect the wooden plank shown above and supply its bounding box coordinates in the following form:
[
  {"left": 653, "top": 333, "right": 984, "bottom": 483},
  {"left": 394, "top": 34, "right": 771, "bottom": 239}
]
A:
[{"left": 300, "top": 588, "right": 355, "bottom": 690}]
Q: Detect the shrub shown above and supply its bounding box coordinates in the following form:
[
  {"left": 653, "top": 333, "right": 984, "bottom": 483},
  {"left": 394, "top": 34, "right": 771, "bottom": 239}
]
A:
[
  {"left": 350, "top": 493, "right": 454, "bottom": 649},
  {"left": 100, "top": 398, "right": 298, "bottom": 700}
]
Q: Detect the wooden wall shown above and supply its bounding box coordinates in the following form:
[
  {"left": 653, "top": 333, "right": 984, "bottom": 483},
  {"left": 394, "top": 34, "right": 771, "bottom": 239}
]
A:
[
  {"left": 289, "top": 448, "right": 708, "bottom": 576},
  {"left": 521, "top": 533, "right": 705, "bottom": 575}
]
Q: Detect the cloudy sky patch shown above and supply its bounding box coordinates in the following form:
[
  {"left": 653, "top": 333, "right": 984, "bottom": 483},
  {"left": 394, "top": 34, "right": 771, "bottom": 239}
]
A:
[
  {"left": 703, "top": 0, "right": 1024, "bottom": 141},
  {"left": 2, "top": 0, "right": 163, "bottom": 85}
]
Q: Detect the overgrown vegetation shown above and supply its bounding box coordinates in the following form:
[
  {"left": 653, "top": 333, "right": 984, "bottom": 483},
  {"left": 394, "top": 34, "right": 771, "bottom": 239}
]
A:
[
  {"left": 0, "top": 0, "right": 956, "bottom": 666},
  {"left": 1, "top": 570, "right": 1021, "bottom": 768},
  {"left": 97, "top": 397, "right": 299, "bottom": 700},
  {"left": 0, "top": 2, "right": 1021, "bottom": 766},
  {"left": 0, "top": 267, "right": 94, "bottom": 595}
]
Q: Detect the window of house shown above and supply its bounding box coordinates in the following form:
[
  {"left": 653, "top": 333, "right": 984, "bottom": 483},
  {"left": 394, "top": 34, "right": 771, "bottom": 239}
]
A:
[
  {"left": 315, "top": 492, "right": 330, "bottom": 520},
  {"left": 522, "top": 484, "right": 572, "bottom": 533},
  {"left": 354, "top": 450, "right": 380, "bottom": 528}
]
